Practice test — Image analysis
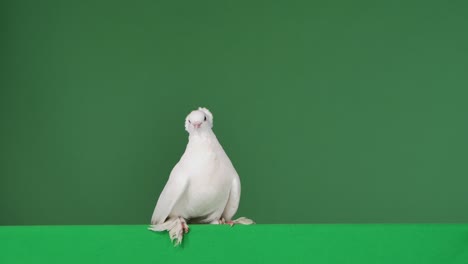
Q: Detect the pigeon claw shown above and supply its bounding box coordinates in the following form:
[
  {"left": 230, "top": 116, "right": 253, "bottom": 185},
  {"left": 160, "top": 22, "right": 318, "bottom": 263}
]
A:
[
  {"left": 220, "top": 218, "right": 235, "bottom": 227},
  {"left": 182, "top": 223, "right": 189, "bottom": 233}
]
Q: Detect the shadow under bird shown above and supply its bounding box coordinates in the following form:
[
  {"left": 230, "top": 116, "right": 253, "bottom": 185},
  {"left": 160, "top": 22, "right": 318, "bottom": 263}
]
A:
[{"left": 149, "top": 107, "right": 254, "bottom": 245}]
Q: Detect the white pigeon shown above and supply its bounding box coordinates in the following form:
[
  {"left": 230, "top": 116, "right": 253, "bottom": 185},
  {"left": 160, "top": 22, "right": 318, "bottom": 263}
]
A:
[{"left": 149, "top": 107, "right": 254, "bottom": 245}]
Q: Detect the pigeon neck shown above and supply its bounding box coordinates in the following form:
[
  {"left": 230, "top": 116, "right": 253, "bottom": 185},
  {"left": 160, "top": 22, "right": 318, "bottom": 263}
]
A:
[{"left": 188, "top": 129, "right": 216, "bottom": 142}]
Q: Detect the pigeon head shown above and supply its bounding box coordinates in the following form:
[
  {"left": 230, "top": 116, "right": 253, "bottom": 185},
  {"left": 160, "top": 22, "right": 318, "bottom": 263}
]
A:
[{"left": 185, "top": 107, "right": 213, "bottom": 133}]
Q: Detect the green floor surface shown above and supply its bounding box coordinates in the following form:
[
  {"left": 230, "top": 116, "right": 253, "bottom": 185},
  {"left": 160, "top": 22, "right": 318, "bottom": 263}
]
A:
[{"left": 1, "top": 224, "right": 467, "bottom": 264}]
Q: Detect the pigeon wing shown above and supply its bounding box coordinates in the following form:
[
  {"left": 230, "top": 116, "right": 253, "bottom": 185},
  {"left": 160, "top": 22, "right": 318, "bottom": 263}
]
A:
[
  {"left": 151, "top": 163, "right": 188, "bottom": 225},
  {"left": 221, "top": 173, "right": 241, "bottom": 221}
]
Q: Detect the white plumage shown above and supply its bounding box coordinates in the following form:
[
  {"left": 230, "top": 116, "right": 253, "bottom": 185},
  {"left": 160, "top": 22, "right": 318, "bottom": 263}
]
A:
[{"left": 149, "top": 107, "right": 253, "bottom": 245}]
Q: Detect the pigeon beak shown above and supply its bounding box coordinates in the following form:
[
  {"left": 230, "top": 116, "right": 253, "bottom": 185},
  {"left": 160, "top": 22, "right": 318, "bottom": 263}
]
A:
[{"left": 193, "top": 122, "right": 202, "bottom": 128}]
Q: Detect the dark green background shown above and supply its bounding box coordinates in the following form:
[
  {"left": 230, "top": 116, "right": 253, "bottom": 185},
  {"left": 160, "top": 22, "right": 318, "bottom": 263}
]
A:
[{"left": 1, "top": 0, "right": 467, "bottom": 225}]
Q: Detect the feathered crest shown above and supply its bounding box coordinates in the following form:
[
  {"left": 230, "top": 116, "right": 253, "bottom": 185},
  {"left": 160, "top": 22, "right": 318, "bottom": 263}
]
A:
[{"left": 198, "top": 107, "right": 213, "bottom": 124}]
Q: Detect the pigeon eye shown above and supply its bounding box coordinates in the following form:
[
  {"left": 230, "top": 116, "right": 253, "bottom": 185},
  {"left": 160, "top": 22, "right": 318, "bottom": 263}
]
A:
[
  {"left": 188, "top": 120, "right": 191, "bottom": 123},
  {"left": 204, "top": 116, "right": 207, "bottom": 121}
]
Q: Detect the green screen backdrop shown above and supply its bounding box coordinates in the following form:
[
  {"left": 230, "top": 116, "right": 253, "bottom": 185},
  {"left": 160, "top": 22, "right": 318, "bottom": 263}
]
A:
[{"left": 1, "top": 0, "right": 467, "bottom": 225}]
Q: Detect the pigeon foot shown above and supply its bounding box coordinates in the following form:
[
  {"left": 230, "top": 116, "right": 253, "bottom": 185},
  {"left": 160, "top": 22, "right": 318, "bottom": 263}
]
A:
[{"left": 180, "top": 217, "right": 189, "bottom": 233}]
